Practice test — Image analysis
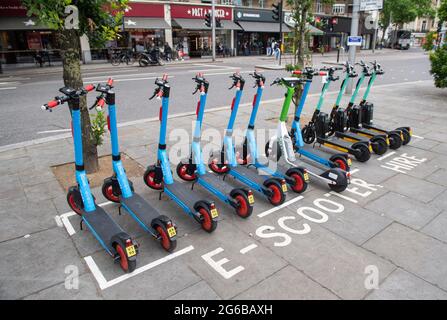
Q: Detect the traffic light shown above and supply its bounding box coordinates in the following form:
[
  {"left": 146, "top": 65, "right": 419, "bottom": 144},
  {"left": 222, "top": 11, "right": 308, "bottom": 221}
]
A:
[
  {"left": 204, "top": 12, "right": 211, "bottom": 28},
  {"left": 272, "top": 3, "right": 280, "bottom": 21},
  {"left": 216, "top": 17, "right": 222, "bottom": 28}
]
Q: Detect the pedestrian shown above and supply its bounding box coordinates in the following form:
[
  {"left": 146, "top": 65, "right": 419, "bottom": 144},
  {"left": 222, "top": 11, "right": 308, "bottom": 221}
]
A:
[
  {"left": 271, "top": 40, "right": 276, "bottom": 56},
  {"left": 266, "top": 38, "right": 272, "bottom": 56},
  {"left": 175, "top": 41, "right": 184, "bottom": 61},
  {"left": 164, "top": 42, "right": 172, "bottom": 61},
  {"left": 274, "top": 41, "right": 281, "bottom": 60}
]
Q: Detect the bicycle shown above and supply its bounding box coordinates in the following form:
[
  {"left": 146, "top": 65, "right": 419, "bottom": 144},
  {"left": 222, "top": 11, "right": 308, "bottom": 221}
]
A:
[{"left": 110, "top": 49, "right": 135, "bottom": 66}]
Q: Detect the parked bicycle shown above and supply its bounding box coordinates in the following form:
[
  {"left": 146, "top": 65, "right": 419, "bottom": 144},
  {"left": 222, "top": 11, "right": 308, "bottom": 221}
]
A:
[{"left": 110, "top": 49, "right": 135, "bottom": 66}]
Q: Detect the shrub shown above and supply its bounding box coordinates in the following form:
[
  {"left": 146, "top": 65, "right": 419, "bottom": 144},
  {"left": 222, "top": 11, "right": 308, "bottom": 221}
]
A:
[
  {"left": 429, "top": 45, "right": 447, "bottom": 88},
  {"left": 423, "top": 31, "right": 436, "bottom": 51}
]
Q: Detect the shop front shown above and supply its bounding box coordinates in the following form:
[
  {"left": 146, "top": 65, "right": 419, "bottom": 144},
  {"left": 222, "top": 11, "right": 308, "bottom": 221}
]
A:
[
  {"left": 171, "top": 3, "right": 238, "bottom": 58},
  {"left": 119, "top": 2, "right": 170, "bottom": 51},
  {"left": 0, "top": 0, "right": 59, "bottom": 64},
  {"left": 234, "top": 8, "right": 290, "bottom": 56}
]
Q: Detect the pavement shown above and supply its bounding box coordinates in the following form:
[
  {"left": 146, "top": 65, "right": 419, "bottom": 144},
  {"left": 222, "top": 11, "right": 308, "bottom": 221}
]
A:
[{"left": 1, "top": 75, "right": 447, "bottom": 300}]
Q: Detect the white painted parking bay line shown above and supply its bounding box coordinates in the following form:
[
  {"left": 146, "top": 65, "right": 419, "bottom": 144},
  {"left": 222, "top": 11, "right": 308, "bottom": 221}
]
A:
[
  {"left": 0, "top": 87, "right": 17, "bottom": 90},
  {"left": 257, "top": 196, "right": 304, "bottom": 218},
  {"left": 412, "top": 135, "right": 424, "bottom": 139},
  {"left": 240, "top": 243, "right": 258, "bottom": 254},
  {"left": 85, "top": 245, "right": 195, "bottom": 290},
  {"left": 377, "top": 151, "right": 396, "bottom": 161}
]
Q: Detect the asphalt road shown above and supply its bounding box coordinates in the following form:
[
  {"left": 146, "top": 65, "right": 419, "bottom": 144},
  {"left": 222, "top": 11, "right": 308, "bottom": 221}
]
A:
[{"left": 0, "top": 47, "right": 432, "bottom": 147}]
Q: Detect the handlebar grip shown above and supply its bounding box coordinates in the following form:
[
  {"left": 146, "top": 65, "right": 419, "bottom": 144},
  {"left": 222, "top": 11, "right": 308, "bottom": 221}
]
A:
[
  {"left": 42, "top": 99, "right": 60, "bottom": 110},
  {"left": 84, "top": 84, "right": 95, "bottom": 92},
  {"left": 162, "top": 74, "right": 168, "bottom": 81},
  {"left": 97, "top": 98, "right": 105, "bottom": 109},
  {"left": 292, "top": 70, "right": 302, "bottom": 75},
  {"left": 319, "top": 72, "right": 327, "bottom": 76}
]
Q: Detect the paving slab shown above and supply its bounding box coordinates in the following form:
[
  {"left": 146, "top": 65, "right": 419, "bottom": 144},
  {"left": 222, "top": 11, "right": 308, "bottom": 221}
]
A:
[
  {"left": 381, "top": 174, "right": 444, "bottom": 204},
  {"left": 364, "top": 223, "right": 447, "bottom": 291},
  {"left": 421, "top": 211, "right": 447, "bottom": 243},
  {"left": 0, "top": 174, "right": 25, "bottom": 201},
  {"left": 365, "top": 268, "right": 447, "bottom": 300},
  {"left": 23, "top": 180, "right": 65, "bottom": 203},
  {"left": 167, "top": 280, "right": 221, "bottom": 300},
  {"left": 365, "top": 192, "right": 442, "bottom": 230},
  {"left": 0, "top": 228, "right": 85, "bottom": 300},
  {"left": 429, "top": 189, "right": 447, "bottom": 211},
  {"left": 258, "top": 224, "right": 396, "bottom": 300},
  {"left": 0, "top": 156, "right": 34, "bottom": 176},
  {"left": 234, "top": 265, "right": 339, "bottom": 300},
  {"left": 425, "top": 168, "right": 447, "bottom": 187},
  {"left": 23, "top": 273, "right": 103, "bottom": 300}
]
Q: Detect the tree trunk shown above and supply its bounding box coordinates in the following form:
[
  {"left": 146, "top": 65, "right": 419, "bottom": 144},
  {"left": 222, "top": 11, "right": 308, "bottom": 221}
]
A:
[
  {"left": 380, "top": 23, "right": 389, "bottom": 45},
  {"left": 58, "top": 29, "right": 99, "bottom": 173}
]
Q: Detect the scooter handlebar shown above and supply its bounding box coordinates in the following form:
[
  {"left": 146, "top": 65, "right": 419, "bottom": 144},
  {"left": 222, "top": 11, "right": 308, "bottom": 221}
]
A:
[{"left": 41, "top": 99, "right": 61, "bottom": 110}]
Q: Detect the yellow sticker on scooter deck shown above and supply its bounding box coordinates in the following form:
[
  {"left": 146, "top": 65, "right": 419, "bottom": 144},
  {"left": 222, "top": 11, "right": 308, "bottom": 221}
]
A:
[
  {"left": 211, "top": 208, "right": 219, "bottom": 218},
  {"left": 304, "top": 173, "right": 310, "bottom": 181},
  {"left": 126, "top": 245, "right": 137, "bottom": 257},
  {"left": 167, "top": 226, "right": 176, "bottom": 238},
  {"left": 282, "top": 184, "right": 288, "bottom": 192},
  {"left": 248, "top": 195, "right": 255, "bottom": 204}
]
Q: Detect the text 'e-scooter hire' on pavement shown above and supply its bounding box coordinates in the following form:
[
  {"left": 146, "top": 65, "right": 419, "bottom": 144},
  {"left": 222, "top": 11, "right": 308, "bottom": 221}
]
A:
[
  {"left": 238, "top": 71, "right": 309, "bottom": 194},
  {"left": 41, "top": 85, "right": 138, "bottom": 273},
  {"left": 90, "top": 78, "right": 177, "bottom": 252},
  {"left": 266, "top": 69, "right": 350, "bottom": 192},
  {"left": 349, "top": 61, "right": 412, "bottom": 146},
  {"left": 327, "top": 61, "right": 389, "bottom": 155},
  {"left": 143, "top": 74, "right": 219, "bottom": 233},
  {"left": 208, "top": 72, "right": 288, "bottom": 206},
  {"left": 175, "top": 73, "right": 255, "bottom": 218},
  {"left": 301, "top": 66, "right": 373, "bottom": 162}
]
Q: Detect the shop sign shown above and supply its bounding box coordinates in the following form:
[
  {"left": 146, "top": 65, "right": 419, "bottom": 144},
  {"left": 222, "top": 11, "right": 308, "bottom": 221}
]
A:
[
  {"left": 0, "top": 0, "right": 27, "bottom": 17},
  {"left": 26, "top": 32, "right": 42, "bottom": 50},
  {"left": 234, "top": 8, "right": 277, "bottom": 22},
  {"left": 125, "top": 2, "right": 165, "bottom": 17},
  {"left": 171, "top": 4, "right": 232, "bottom": 20}
]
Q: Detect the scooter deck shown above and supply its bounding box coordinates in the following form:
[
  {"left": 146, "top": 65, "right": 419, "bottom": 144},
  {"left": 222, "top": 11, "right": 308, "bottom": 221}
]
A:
[
  {"left": 165, "top": 182, "right": 203, "bottom": 212},
  {"left": 317, "top": 136, "right": 362, "bottom": 151},
  {"left": 120, "top": 193, "right": 161, "bottom": 228},
  {"left": 336, "top": 131, "right": 374, "bottom": 142},
  {"left": 361, "top": 123, "right": 397, "bottom": 134},
  {"left": 350, "top": 126, "right": 389, "bottom": 138},
  {"left": 298, "top": 143, "right": 340, "bottom": 161},
  {"left": 228, "top": 165, "right": 271, "bottom": 185},
  {"left": 82, "top": 206, "right": 125, "bottom": 252},
  {"left": 198, "top": 173, "right": 236, "bottom": 194}
]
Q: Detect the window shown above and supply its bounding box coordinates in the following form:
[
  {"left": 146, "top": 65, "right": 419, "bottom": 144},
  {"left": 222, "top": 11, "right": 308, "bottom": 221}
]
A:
[
  {"left": 332, "top": 4, "right": 345, "bottom": 15},
  {"left": 316, "top": 0, "right": 324, "bottom": 13}
]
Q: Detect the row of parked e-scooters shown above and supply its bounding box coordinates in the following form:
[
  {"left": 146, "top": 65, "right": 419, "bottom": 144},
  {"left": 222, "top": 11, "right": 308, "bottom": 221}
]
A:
[{"left": 41, "top": 60, "right": 412, "bottom": 273}]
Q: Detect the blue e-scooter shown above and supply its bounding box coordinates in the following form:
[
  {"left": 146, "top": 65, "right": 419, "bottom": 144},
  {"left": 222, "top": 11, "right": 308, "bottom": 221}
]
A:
[
  {"left": 89, "top": 79, "right": 177, "bottom": 252},
  {"left": 143, "top": 75, "right": 219, "bottom": 232},
  {"left": 176, "top": 74, "right": 255, "bottom": 218},
  {"left": 237, "top": 72, "right": 309, "bottom": 193},
  {"left": 42, "top": 85, "right": 138, "bottom": 273},
  {"left": 209, "top": 73, "right": 288, "bottom": 206}
]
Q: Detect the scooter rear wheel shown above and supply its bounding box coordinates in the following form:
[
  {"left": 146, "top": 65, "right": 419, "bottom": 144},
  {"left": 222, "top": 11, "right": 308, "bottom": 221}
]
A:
[
  {"left": 115, "top": 243, "right": 136, "bottom": 273},
  {"left": 371, "top": 138, "right": 388, "bottom": 155},
  {"left": 400, "top": 128, "right": 411, "bottom": 145},
  {"left": 155, "top": 225, "right": 177, "bottom": 253},
  {"left": 353, "top": 144, "right": 371, "bottom": 162},
  {"left": 287, "top": 171, "right": 308, "bottom": 193},
  {"left": 331, "top": 156, "right": 349, "bottom": 171},
  {"left": 233, "top": 194, "right": 253, "bottom": 218},
  {"left": 198, "top": 207, "right": 218, "bottom": 233},
  {"left": 388, "top": 132, "right": 403, "bottom": 150},
  {"left": 266, "top": 182, "right": 286, "bottom": 206}
]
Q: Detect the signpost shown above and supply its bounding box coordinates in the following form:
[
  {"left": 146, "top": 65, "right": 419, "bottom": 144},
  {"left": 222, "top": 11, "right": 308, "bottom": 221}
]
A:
[
  {"left": 347, "top": 36, "right": 362, "bottom": 46},
  {"left": 347, "top": 0, "right": 360, "bottom": 94},
  {"left": 360, "top": 0, "right": 383, "bottom": 11}
]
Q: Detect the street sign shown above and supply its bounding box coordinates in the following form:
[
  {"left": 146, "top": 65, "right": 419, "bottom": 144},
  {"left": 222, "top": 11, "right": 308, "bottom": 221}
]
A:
[
  {"left": 365, "top": 14, "right": 379, "bottom": 30},
  {"left": 360, "top": 0, "right": 383, "bottom": 11},
  {"left": 347, "top": 36, "right": 362, "bottom": 46}
]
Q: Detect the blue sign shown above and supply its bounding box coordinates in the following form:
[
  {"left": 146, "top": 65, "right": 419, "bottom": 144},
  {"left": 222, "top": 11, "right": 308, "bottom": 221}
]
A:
[{"left": 347, "top": 36, "right": 363, "bottom": 46}]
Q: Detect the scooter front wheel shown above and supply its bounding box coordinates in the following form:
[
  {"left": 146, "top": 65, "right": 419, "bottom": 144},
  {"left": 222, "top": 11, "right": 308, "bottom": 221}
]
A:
[
  {"left": 155, "top": 225, "right": 177, "bottom": 253},
  {"left": 233, "top": 194, "right": 253, "bottom": 218},
  {"left": 143, "top": 166, "right": 163, "bottom": 190},
  {"left": 115, "top": 243, "right": 137, "bottom": 273},
  {"left": 102, "top": 178, "right": 120, "bottom": 203},
  {"left": 400, "top": 128, "right": 411, "bottom": 145},
  {"left": 264, "top": 141, "right": 282, "bottom": 161},
  {"left": 353, "top": 144, "right": 371, "bottom": 162},
  {"left": 208, "top": 160, "right": 230, "bottom": 175},
  {"left": 286, "top": 170, "right": 308, "bottom": 193},
  {"left": 176, "top": 161, "right": 196, "bottom": 181},
  {"left": 330, "top": 155, "right": 350, "bottom": 171},
  {"left": 302, "top": 125, "right": 316, "bottom": 144},
  {"left": 388, "top": 132, "right": 403, "bottom": 150},
  {"left": 67, "top": 187, "right": 83, "bottom": 216}
]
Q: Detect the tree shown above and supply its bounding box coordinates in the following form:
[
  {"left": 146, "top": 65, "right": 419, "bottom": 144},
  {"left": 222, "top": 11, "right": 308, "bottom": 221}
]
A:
[
  {"left": 439, "top": 0, "right": 447, "bottom": 24},
  {"left": 22, "top": 0, "right": 128, "bottom": 173}
]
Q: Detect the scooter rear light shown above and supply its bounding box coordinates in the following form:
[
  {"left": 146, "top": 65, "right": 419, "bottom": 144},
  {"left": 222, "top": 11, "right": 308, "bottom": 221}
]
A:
[
  {"left": 125, "top": 239, "right": 133, "bottom": 247},
  {"left": 210, "top": 203, "right": 216, "bottom": 209}
]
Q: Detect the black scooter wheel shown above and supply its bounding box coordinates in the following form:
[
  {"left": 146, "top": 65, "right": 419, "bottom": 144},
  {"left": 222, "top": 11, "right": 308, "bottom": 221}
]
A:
[
  {"left": 233, "top": 194, "right": 253, "bottom": 218},
  {"left": 400, "top": 128, "right": 412, "bottom": 145},
  {"left": 388, "top": 132, "right": 403, "bottom": 149},
  {"left": 264, "top": 141, "right": 282, "bottom": 161},
  {"left": 371, "top": 138, "right": 388, "bottom": 155},
  {"left": 155, "top": 225, "right": 177, "bottom": 253},
  {"left": 197, "top": 206, "right": 218, "bottom": 233},
  {"left": 176, "top": 161, "right": 196, "bottom": 181},
  {"left": 329, "top": 182, "right": 348, "bottom": 193},
  {"left": 302, "top": 125, "right": 316, "bottom": 144},
  {"left": 115, "top": 243, "right": 136, "bottom": 273},
  {"left": 265, "top": 182, "right": 286, "bottom": 206},
  {"left": 353, "top": 144, "right": 371, "bottom": 162}
]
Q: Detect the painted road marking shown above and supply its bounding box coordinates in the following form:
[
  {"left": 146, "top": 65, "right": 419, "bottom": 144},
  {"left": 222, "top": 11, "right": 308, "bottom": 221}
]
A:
[
  {"left": 380, "top": 153, "right": 427, "bottom": 174},
  {"left": 257, "top": 196, "right": 304, "bottom": 218},
  {"left": 412, "top": 135, "right": 424, "bottom": 139},
  {"left": 38, "top": 129, "right": 71, "bottom": 134},
  {"left": 202, "top": 247, "right": 244, "bottom": 279},
  {"left": 85, "top": 245, "right": 195, "bottom": 290},
  {"left": 0, "top": 87, "right": 17, "bottom": 90},
  {"left": 240, "top": 243, "right": 258, "bottom": 254},
  {"left": 377, "top": 151, "right": 396, "bottom": 161}
]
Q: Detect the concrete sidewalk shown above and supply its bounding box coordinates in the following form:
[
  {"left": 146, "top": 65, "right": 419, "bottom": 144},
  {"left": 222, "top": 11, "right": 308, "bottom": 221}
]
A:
[{"left": 1, "top": 79, "right": 447, "bottom": 300}]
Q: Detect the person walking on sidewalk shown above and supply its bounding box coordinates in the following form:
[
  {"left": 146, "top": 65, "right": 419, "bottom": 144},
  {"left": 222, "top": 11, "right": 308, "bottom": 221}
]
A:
[
  {"left": 274, "top": 41, "right": 281, "bottom": 60},
  {"left": 176, "top": 41, "right": 184, "bottom": 61},
  {"left": 266, "top": 38, "right": 272, "bottom": 56}
]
